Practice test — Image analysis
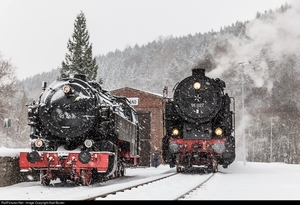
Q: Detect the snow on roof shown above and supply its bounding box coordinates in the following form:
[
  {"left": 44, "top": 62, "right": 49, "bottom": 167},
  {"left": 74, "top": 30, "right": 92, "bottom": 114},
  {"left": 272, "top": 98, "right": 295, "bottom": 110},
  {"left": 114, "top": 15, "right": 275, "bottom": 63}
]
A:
[
  {"left": 0, "top": 146, "right": 29, "bottom": 157},
  {"left": 110, "top": 86, "right": 164, "bottom": 97}
]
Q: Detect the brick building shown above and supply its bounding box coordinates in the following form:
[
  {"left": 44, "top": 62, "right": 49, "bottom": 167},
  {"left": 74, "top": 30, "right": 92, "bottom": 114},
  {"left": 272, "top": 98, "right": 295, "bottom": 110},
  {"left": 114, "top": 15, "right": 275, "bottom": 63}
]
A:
[{"left": 110, "top": 87, "right": 168, "bottom": 167}]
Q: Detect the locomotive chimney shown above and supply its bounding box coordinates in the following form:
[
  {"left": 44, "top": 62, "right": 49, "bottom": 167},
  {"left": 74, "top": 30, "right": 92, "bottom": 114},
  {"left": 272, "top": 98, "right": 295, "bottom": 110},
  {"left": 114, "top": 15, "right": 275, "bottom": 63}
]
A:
[{"left": 192, "top": 68, "right": 205, "bottom": 77}]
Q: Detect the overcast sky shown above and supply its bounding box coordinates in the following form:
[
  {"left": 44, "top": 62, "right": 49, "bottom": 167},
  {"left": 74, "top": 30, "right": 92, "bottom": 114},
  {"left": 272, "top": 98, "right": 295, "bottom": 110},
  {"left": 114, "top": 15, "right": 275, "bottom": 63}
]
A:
[{"left": 0, "top": 0, "right": 291, "bottom": 80}]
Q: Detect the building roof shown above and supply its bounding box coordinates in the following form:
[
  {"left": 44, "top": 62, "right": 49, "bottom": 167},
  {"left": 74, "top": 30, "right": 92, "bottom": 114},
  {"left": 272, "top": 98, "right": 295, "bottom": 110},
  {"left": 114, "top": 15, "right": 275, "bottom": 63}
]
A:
[{"left": 110, "top": 87, "right": 164, "bottom": 98}]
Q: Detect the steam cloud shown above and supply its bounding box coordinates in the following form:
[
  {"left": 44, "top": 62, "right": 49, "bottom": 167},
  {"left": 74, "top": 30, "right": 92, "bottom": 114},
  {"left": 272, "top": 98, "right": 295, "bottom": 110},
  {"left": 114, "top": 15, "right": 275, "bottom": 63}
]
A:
[{"left": 209, "top": 1, "right": 300, "bottom": 92}]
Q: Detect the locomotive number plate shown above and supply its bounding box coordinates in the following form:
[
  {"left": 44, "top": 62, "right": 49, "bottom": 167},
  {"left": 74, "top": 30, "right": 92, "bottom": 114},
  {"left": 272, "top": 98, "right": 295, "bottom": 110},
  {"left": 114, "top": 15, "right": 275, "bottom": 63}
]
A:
[
  {"left": 58, "top": 113, "right": 77, "bottom": 119},
  {"left": 58, "top": 151, "right": 69, "bottom": 156},
  {"left": 191, "top": 103, "right": 204, "bottom": 108}
]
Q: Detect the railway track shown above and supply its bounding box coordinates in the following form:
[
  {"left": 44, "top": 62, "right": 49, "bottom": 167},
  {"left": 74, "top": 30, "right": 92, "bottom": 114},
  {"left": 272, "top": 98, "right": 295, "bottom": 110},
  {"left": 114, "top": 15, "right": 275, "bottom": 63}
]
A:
[
  {"left": 86, "top": 172, "right": 179, "bottom": 200},
  {"left": 94, "top": 171, "right": 215, "bottom": 200},
  {"left": 0, "top": 166, "right": 216, "bottom": 200}
]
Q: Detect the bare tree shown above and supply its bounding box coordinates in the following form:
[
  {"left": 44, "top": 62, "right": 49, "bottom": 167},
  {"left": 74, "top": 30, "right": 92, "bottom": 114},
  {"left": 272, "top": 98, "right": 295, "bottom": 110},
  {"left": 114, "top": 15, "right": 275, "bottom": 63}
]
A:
[{"left": 0, "top": 52, "right": 18, "bottom": 147}]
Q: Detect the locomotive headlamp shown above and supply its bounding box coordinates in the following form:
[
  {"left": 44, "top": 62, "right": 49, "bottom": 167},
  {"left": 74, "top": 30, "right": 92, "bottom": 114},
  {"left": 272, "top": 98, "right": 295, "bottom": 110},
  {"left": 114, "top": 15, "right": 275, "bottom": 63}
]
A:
[
  {"left": 169, "top": 142, "right": 180, "bottom": 154},
  {"left": 63, "top": 85, "right": 71, "bottom": 93},
  {"left": 172, "top": 128, "right": 179, "bottom": 136},
  {"left": 35, "top": 139, "right": 44, "bottom": 148},
  {"left": 193, "top": 82, "right": 201, "bottom": 90},
  {"left": 84, "top": 139, "right": 94, "bottom": 148},
  {"left": 212, "top": 141, "right": 225, "bottom": 154},
  {"left": 26, "top": 151, "right": 40, "bottom": 163},
  {"left": 214, "top": 127, "right": 223, "bottom": 136},
  {"left": 79, "top": 151, "right": 92, "bottom": 164}
]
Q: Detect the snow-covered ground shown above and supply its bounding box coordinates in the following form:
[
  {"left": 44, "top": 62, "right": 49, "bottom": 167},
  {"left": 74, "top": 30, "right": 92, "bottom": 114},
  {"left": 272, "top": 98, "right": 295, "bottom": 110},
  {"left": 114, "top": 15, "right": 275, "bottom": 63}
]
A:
[
  {"left": 183, "top": 161, "right": 300, "bottom": 200},
  {"left": 1, "top": 147, "right": 300, "bottom": 200}
]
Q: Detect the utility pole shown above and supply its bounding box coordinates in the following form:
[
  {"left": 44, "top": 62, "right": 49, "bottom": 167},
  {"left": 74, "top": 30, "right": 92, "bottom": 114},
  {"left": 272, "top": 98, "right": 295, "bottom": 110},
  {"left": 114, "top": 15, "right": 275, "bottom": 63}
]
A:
[
  {"left": 238, "top": 62, "right": 250, "bottom": 166},
  {"left": 270, "top": 117, "right": 273, "bottom": 162}
]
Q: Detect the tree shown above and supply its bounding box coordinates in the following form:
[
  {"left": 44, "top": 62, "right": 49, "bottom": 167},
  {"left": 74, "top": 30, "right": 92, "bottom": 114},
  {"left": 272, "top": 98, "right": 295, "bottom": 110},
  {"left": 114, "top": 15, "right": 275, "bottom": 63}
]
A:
[
  {"left": 0, "top": 52, "right": 19, "bottom": 147},
  {"left": 6, "top": 87, "right": 30, "bottom": 148},
  {"left": 0, "top": 53, "right": 17, "bottom": 120},
  {"left": 60, "top": 11, "right": 100, "bottom": 82}
]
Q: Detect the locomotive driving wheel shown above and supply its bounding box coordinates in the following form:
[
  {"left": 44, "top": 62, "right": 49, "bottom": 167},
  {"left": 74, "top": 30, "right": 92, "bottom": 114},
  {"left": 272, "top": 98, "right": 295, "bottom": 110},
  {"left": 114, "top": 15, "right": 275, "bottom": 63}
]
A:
[
  {"left": 60, "top": 177, "right": 67, "bottom": 184},
  {"left": 206, "top": 158, "right": 218, "bottom": 173},
  {"left": 117, "top": 161, "right": 125, "bottom": 177},
  {"left": 176, "top": 165, "right": 184, "bottom": 173},
  {"left": 212, "top": 158, "right": 218, "bottom": 173},
  {"left": 175, "top": 155, "right": 183, "bottom": 173},
  {"left": 40, "top": 170, "right": 51, "bottom": 186},
  {"left": 81, "top": 169, "right": 92, "bottom": 186}
]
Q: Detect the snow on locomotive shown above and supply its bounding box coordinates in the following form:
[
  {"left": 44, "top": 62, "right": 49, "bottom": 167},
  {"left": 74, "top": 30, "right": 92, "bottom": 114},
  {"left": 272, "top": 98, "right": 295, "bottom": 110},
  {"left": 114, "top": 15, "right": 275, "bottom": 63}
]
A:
[
  {"left": 162, "top": 68, "right": 235, "bottom": 173},
  {"left": 19, "top": 74, "right": 140, "bottom": 186}
]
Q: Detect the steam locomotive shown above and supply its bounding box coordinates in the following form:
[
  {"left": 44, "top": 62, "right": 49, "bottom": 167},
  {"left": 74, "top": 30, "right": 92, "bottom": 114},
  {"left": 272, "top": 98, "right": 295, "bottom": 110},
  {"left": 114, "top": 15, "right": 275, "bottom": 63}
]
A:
[
  {"left": 19, "top": 74, "right": 140, "bottom": 186},
  {"left": 162, "top": 68, "right": 235, "bottom": 173}
]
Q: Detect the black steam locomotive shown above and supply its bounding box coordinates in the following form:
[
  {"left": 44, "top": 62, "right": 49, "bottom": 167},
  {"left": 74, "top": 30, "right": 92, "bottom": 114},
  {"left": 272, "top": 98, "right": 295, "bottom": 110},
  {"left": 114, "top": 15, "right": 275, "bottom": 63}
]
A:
[
  {"left": 162, "top": 68, "right": 235, "bottom": 173},
  {"left": 19, "top": 74, "right": 140, "bottom": 186}
]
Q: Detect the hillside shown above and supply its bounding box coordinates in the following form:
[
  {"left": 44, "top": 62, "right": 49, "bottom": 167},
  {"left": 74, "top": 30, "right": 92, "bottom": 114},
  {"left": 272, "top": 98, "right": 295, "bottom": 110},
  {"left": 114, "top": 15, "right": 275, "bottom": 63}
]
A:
[{"left": 18, "top": 4, "right": 300, "bottom": 163}]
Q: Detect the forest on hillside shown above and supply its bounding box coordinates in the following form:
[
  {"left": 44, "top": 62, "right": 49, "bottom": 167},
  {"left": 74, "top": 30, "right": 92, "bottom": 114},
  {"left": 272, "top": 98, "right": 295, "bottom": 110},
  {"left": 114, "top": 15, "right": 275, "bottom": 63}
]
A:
[{"left": 2, "top": 3, "right": 300, "bottom": 164}]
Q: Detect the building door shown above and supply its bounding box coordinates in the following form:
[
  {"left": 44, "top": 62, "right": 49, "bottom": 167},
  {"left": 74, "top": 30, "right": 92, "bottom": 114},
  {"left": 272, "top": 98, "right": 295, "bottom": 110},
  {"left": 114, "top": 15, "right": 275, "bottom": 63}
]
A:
[{"left": 137, "top": 112, "right": 151, "bottom": 167}]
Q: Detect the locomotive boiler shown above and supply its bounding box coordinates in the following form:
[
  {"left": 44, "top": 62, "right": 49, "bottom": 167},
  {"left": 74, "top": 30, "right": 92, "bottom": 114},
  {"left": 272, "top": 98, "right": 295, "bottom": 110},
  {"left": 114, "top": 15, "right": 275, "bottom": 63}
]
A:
[
  {"left": 19, "top": 74, "right": 140, "bottom": 186},
  {"left": 162, "top": 68, "right": 235, "bottom": 173}
]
